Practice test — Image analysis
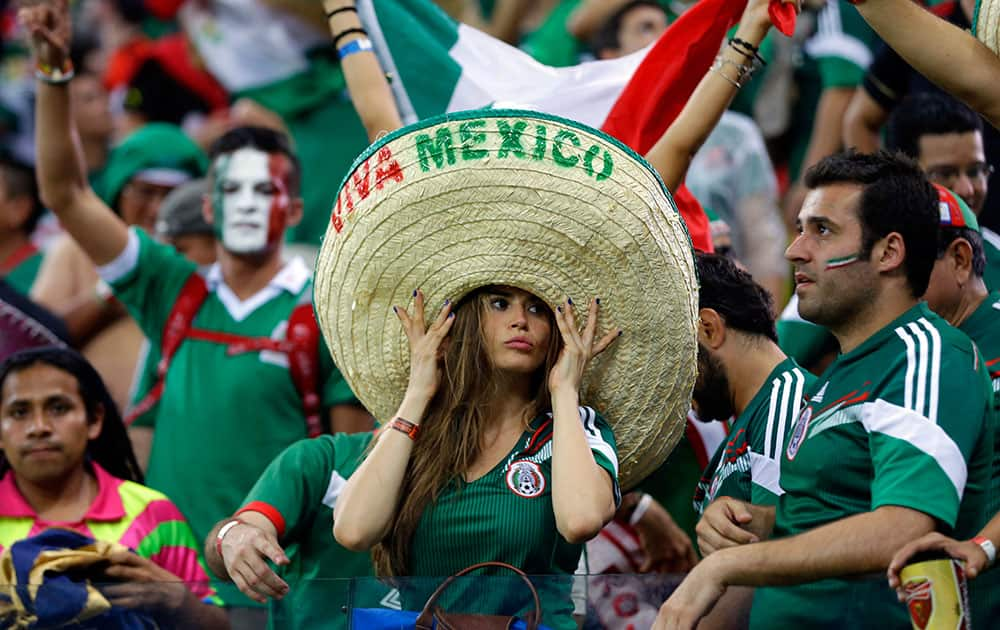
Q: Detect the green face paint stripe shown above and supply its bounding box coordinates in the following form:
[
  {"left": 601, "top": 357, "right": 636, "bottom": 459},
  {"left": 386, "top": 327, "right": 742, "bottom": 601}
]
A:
[
  {"left": 211, "top": 153, "right": 232, "bottom": 240},
  {"left": 825, "top": 254, "right": 861, "bottom": 269}
]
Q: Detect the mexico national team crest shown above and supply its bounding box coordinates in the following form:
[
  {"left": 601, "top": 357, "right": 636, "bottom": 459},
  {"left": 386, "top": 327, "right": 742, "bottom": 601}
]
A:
[
  {"left": 786, "top": 406, "right": 812, "bottom": 460},
  {"left": 506, "top": 460, "right": 546, "bottom": 498}
]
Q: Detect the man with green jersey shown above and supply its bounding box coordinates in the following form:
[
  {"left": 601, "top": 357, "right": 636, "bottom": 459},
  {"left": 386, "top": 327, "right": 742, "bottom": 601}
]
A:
[
  {"left": 655, "top": 151, "right": 994, "bottom": 630},
  {"left": 205, "top": 431, "right": 386, "bottom": 630},
  {"left": 919, "top": 184, "right": 1000, "bottom": 620},
  {"left": 778, "top": 92, "right": 1000, "bottom": 372},
  {"left": 690, "top": 253, "right": 816, "bottom": 528},
  {"left": 26, "top": 1, "right": 371, "bottom": 615}
]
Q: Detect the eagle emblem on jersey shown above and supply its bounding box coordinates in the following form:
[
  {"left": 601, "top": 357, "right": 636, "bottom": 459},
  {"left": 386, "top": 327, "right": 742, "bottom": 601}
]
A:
[
  {"left": 506, "top": 460, "right": 546, "bottom": 498},
  {"left": 786, "top": 406, "right": 812, "bottom": 460}
]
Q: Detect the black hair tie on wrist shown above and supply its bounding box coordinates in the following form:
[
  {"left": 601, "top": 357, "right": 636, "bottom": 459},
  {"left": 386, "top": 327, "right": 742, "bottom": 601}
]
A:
[
  {"left": 326, "top": 5, "right": 358, "bottom": 19},
  {"left": 332, "top": 27, "right": 368, "bottom": 48}
]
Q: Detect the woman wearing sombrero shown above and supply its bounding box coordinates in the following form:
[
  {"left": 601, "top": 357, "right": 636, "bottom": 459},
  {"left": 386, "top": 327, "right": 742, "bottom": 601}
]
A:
[
  {"left": 314, "top": 0, "right": 796, "bottom": 626},
  {"left": 319, "top": 105, "right": 699, "bottom": 626}
]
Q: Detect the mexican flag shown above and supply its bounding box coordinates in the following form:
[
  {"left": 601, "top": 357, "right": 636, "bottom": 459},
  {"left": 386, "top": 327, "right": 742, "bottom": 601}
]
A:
[{"left": 357, "top": 0, "right": 751, "bottom": 252}]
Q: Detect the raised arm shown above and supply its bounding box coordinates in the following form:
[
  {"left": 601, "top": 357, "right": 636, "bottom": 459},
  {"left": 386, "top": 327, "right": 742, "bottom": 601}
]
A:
[
  {"left": 323, "top": 0, "right": 403, "bottom": 142},
  {"left": 332, "top": 290, "right": 455, "bottom": 550},
  {"left": 854, "top": 0, "right": 1000, "bottom": 128},
  {"left": 20, "top": 0, "right": 128, "bottom": 266},
  {"left": 549, "top": 298, "right": 620, "bottom": 544},
  {"left": 644, "top": 0, "right": 792, "bottom": 193}
]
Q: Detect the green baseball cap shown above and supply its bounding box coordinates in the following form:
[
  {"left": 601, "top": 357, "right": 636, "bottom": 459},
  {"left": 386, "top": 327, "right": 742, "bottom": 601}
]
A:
[{"left": 96, "top": 123, "right": 208, "bottom": 209}]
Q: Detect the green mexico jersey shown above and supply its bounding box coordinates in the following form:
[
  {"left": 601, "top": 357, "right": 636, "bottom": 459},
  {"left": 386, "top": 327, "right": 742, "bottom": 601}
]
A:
[
  {"left": 239, "top": 432, "right": 383, "bottom": 629},
  {"left": 957, "top": 291, "right": 1000, "bottom": 622},
  {"left": 406, "top": 407, "right": 619, "bottom": 630},
  {"left": 693, "top": 358, "right": 816, "bottom": 515},
  {"left": 98, "top": 228, "right": 357, "bottom": 606},
  {"left": 752, "top": 304, "right": 994, "bottom": 629}
]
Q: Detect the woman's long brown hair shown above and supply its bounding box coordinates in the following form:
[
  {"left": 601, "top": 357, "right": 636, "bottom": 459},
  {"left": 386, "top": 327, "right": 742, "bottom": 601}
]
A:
[{"left": 372, "top": 287, "right": 563, "bottom": 576}]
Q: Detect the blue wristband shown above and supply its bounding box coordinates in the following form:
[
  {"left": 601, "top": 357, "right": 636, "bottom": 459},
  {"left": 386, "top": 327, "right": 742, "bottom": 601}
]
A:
[{"left": 338, "top": 38, "right": 374, "bottom": 60}]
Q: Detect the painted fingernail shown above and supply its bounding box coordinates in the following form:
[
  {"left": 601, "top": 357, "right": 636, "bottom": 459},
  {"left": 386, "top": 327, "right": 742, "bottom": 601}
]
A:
[
  {"left": 557, "top": 306, "right": 563, "bottom": 313},
  {"left": 448, "top": 312, "right": 455, "bottom": 319},
  {"left": 618, "top": 329, "right": 623, "bottom": 336},
  {"left": 444, "top": 298, "right": 450, "bottom": 306},
  {"left": 412, "top": 289, "right": 417, "bottom": 297},
  {"left": 567, "top": 297, "right": 573, "bottom": 305},
  {"left": 595, "top": 297, "right": 601, "bottom": 305},
  {"left": 392, "top": 306, "right": 398, "bottom": 313}
]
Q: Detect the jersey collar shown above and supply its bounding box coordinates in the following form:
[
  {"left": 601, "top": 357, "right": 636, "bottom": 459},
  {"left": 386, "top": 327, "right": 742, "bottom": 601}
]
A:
[
  {"left": 205, "top": 256, "right": 311, "bottom": 322},
  {"left": 0, "top": 462, "right": 126, "bottom": 521}
]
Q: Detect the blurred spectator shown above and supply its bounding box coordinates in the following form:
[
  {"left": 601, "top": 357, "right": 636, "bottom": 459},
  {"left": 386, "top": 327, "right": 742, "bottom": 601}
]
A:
[
  {"left": 68, "top": 36, "right": 114, "bottom": 176},
  {"left": 844, "top": 0, "right": 1000, "bottom": 231},
  {"left": 687, "top": 112, "right": 789, "bottom": 304},
  {"left": 851, "top": 0, "right": 1000, "bottom": 134},
  {"left": 887, "top": 92, "right": 1000, "bottom": 287},
  {"left": 781, "top": 1, "right": 880, "bottom": 227},
  {"left": 0, "top": 346, "right": 227, "bottom": 629},
  {"left": 0, "top": 157, "right": 44, "bottom": 295},
  {"left": 153, "top": 177, "right": 216, "bottom": 266},
  {"left": 30, "top": 124, "right": 206, "bottom": 410},
  {"left": 587, "top": 0, "right": 668, "bottom": 59}
]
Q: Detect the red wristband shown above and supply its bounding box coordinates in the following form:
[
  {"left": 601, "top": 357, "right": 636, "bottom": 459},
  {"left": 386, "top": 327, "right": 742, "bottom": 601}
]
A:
[
  {"left": 215, "top": 518, "right": 247, "bottom": 558},
  {"left": 389, "top": 417, "right": 419, "bottom": 440}
]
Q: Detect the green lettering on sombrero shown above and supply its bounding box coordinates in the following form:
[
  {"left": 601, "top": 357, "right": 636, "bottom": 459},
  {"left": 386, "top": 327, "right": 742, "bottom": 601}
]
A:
[
  {"left": 413, "top": 118, "right": 615, "bottom": 183},
  {"left": 316, "top": 109, "right": 698, "bottom": 489}
]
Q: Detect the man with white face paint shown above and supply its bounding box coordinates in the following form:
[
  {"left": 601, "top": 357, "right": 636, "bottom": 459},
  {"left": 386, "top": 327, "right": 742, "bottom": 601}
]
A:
[{"left": 216, "top": 147, "right": 290, "bottom": 256}]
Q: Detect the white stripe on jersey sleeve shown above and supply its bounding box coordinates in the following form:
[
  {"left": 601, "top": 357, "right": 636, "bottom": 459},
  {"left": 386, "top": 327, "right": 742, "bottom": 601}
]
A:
[
  {"left": 896, "top": 327, "right": 917, "bottom": 413},
  {"left": 96, "top": 227, "right": 141, "bottom": 284},
  {"left": 579, "top": 406, "right": 619, "bottom": 478},
  {"left": 906, "top": 321, "right": 930, "bottom": 418},
  {"left": 774, "top": 372, "right": 795, "bottom": 459},
  {"left": 774, "top": 368, "right": 806, "bottom": 458},
  {"left": 749, "top": 451, "right": 784, "bottom": 496},
  {"left": 765, "top": 376, "right": 781, "bottom": 459},
  {"left": 322, "top": 470, "right": 348, "bottom": 509},
  {"left": 861, "top": 399, "right": 967, "bottom": 497},
  {"left": 917, "top": 318, "right": 942, "bottom": 424}
]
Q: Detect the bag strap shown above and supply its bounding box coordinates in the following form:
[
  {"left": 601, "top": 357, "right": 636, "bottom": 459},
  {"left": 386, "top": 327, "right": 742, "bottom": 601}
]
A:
[
  {"left": 125, "top": 275, "right": 324, "bottom": 437},
  {"left": 414, "top": 562, "right": 541, "bottom": 630},
  {"left": 125, "top": 273, "right": 209, "bottom": 426}
]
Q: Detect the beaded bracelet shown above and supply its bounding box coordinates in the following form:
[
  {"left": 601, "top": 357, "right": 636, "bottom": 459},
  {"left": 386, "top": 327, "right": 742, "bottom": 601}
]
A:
[
  {"left": 390, "top": 417, "right": 419, "bottom": 440},
  {"left": 35, "top": 60, "right": 74, "bottom": 85}
]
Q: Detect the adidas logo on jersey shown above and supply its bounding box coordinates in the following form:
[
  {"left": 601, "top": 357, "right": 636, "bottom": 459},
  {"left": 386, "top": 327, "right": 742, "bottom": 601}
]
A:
[{"left": 811, "top": 382, "right": 828, "bottom": 404}]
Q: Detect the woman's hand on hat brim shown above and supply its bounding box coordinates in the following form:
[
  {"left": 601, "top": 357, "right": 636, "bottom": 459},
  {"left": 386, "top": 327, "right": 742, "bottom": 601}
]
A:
[
  {"left": 394, "top": 289, "right": 455, "bottom": 406},
  {"left": 548, "top": 297, "right": 620, "bottom": 396}
]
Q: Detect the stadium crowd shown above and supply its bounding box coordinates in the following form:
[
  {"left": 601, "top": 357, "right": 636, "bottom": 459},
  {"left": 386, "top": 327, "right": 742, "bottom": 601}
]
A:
[{"left": 1, "top": 0, "right": 999, "bottom": 628}]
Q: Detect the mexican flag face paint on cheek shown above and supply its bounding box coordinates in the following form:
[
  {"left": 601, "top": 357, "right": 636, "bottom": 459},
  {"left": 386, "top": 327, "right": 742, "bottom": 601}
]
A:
[
  {"left": 824, "top": 253, "right": 861, "bottom": 270},
  {"left": 214, "top": 148, "right": 291, "bottom": 255}
]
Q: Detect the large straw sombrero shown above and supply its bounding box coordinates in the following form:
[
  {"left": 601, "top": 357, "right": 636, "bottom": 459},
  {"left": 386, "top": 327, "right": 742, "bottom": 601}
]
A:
[
  {"left": 974, "top": 0, "right": 1000, "bottom": 55},
  {"left": 314, "top": 110, "right": 698, "bottom": 489}
]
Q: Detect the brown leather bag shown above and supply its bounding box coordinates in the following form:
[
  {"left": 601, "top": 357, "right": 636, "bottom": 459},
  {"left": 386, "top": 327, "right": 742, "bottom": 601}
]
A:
[{"left": 414, "top": 561, "right": 542, "bottom": 630}]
